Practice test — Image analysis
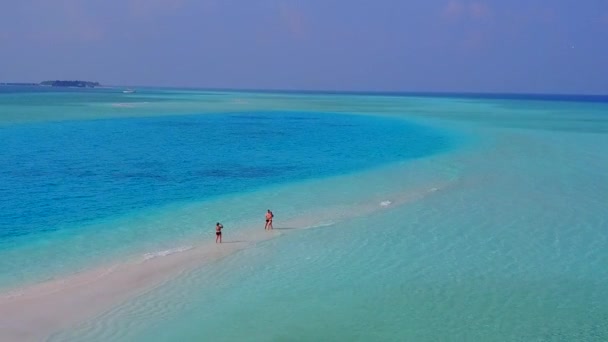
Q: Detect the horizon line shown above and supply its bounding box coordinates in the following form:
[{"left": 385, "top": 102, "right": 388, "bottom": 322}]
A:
[{"left": 1, "top": 81, "right": 607, "bottom": 98}]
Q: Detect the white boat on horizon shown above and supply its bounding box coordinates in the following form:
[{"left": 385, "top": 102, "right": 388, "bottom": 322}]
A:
[{"left": 122, "top": 89, "right": 136, "bottom": 94}]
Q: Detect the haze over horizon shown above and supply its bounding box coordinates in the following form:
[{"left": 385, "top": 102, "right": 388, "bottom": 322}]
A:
[{"left": 1, "top": 0, "right": 607, "bottom": 94}]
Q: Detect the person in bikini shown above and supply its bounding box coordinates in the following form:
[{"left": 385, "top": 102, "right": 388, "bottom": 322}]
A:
[
  {"left": 265, "top": 209, "right": 274, "bottom": 230},
  {"left": 215, "top": 222, "right": 223, "bottom": 243}
]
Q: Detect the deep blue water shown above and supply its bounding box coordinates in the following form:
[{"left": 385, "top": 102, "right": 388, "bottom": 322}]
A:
[{"left": 0, "top": 112, "right": 451, "bottom": 241}]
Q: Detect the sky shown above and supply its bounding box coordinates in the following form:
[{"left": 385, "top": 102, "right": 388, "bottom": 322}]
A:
[{"left": 0, "top": 0, "right": 607, "bottom": 94}]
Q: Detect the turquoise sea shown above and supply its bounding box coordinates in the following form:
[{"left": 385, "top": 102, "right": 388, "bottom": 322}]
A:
[{"left": 1, "top": 86, "right": 607, "bottom": 341}]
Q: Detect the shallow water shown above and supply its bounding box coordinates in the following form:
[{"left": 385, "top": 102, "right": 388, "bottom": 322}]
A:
[
  {"left": 61, "top": 125, "right": 608, "bottom": 341},
  {"left": 2, "top": 87, "right": 608, "bottom": 340}
]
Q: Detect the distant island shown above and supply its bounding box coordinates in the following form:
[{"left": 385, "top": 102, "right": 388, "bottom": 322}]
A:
[
  {"left": 40, "top": 80, "right": 100, "bottom": 88},
  {"left": 0, "top": 80, "right": 101, "bottom": 88}
]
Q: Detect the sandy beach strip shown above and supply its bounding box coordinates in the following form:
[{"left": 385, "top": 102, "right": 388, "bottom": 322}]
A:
[{"left": 0, "top": 183, "right": 447, "bottom": 341}]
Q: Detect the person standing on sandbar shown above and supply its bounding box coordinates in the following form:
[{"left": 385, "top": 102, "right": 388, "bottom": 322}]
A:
[
  {"left": 265, "top": 209, "right": 274, "bottom": 230},
  {"left": 216, "top": 222, "right": 223, "bottom": 243}
]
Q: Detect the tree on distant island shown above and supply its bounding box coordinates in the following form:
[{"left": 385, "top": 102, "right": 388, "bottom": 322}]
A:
[{"left": 40, "top": 80, "right": 100, "bottom": 88}]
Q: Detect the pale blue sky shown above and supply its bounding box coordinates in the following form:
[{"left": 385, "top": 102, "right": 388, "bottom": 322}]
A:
[{"left": 1, "top": 0, "right": 607, "bottom": 94}]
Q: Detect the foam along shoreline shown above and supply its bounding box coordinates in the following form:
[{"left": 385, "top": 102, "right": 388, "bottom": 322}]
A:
[{"left": 0, "top": 183, "right": 449, "bottom": 341}]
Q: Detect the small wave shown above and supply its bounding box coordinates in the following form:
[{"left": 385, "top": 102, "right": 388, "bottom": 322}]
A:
[
  {"left": 110, "top": 103, "right": 135, "bottom": 108},
  {"left": 380, "top": 200, "right": 392, "bottom": 207},
  {"left": 307, "top": 221, "right": 336, "bottom": 229},
  {"left": 2, "top": 290, "right": 24, "bottom": 300},
  {"left": 142, "top": 246, "right": 193, "bottom": 261}
]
